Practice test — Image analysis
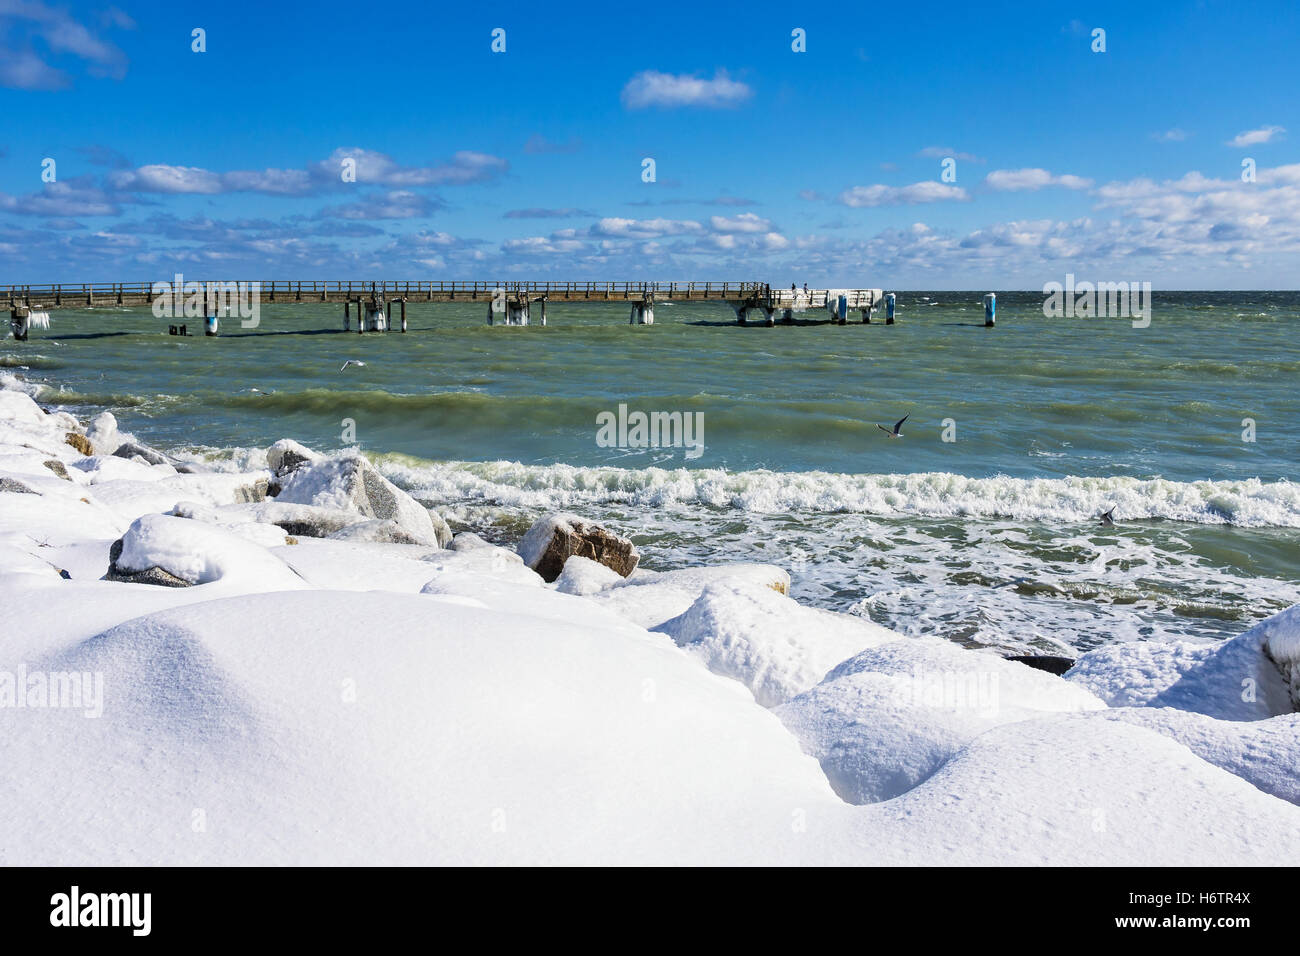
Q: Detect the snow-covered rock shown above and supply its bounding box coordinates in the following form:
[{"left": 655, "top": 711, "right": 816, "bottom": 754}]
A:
[
  {"left": 266, "top": 438, "right": 319, "bottom": 478},
  {"left": 776, "top": 637, "right": 1106, "bottom": 803},
  {"left": 518, "top": 512, "right": 638, "bottom": 582},
  {"left": 665, "top": 580, "right": 898, "bottom": 707},
  {"left": 106, "top": 514, "right": 304, "bottom": 590},
  {"left": 275, "top": 453, "right": 445, "bottom": 548}
]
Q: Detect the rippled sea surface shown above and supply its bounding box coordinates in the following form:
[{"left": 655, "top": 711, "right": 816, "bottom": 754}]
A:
[{"left": 5, "top": 290, "right": 1297, "bottom": 653}]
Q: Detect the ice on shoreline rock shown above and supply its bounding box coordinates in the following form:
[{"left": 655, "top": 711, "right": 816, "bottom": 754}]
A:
[
  {"left": 666, "top": 580, "right": 898, "bottom": 707},
  {"left": 275, "top": 453, "right": 448, "bottom": 548},
  {"left": 518, "top": 512, "right": 638, "bottom": 582},
  {"left": 777, "top": 637, "right": 1105, "bottom": 804},
  {"left": 85, "top": 411, "right": 124, "bottom": 456}
]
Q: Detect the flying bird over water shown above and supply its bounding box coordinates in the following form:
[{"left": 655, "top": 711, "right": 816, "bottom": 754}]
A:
[
  {"left": 877, "top": 414, "right": 908, "bottom": 438},
  {"left": 340, "top": 360, "right": 367, "bottom": 372},
  {"left": 1099, "top": 507, "right": 1115, "bottom": 526}
]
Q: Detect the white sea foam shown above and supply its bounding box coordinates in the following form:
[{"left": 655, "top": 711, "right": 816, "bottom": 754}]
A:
[{"left": 374, "top": 458, "right": 1300, "bottom": 528}]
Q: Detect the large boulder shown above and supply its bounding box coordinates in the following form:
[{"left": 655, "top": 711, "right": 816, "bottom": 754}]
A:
[
  {"left": 274, "top": 453, "right": 444, "bottom": 548},
  {"left": 518, "top": 512, "right": 638, "bottom": 583}
]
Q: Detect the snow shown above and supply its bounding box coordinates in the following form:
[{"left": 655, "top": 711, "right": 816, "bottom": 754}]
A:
[
  {"left": 553, "top": 554, "right": 624, "bottom": 595},
  {"left": 2, "top": 384, "right": 1299, "bottom": 865},
  {"left": 664, "top": 580, "right": 898, "bottom": 707},
  {"left": 776, "top": 637, "right": 1105, "bottom": 803},
  {"left": 586, "top": 562, "right": 792, "bottom": 630},
  {"left": 1065, "top": 607, "right": 1294, "bottom": 719}
]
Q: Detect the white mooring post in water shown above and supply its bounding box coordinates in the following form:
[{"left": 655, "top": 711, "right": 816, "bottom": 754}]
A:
[
  {"left": 629, "top": 301, "right": 654, "bottom": 324},
  {"left": 984, "top": 293, "right": 996, "bottom": 327},
  {"left": 886, "top": 292, "right": 896, "bottom": 324},
  {"left": 205, "top": 314, "right": 219, "bottom": 336}
]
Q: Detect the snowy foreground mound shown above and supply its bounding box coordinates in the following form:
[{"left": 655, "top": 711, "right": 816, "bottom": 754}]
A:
[{"left": 1, "top": 387, "right": 1299, "bottom": 865}]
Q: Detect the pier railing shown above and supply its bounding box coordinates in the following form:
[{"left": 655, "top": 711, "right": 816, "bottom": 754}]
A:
[{"left": 3, "top": 280, "right": 777, "bottom": 306}]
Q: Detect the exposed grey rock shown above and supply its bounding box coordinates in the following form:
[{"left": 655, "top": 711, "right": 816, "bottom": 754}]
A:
[
  {"left": 42, "top": 459, "right": 71, "bottom": 480},
  {"left": 0, "top": 477, "right": 37, "bottom": 494}
]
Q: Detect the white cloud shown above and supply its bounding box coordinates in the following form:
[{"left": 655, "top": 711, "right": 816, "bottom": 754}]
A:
[
  {"left": 710, "top": 213, "right": 772, "bottom": 233},
  {"left": 621, "top": 69, "right": 752, "bottom": 109},
  {"left": 838, "top": 182, "right": 969, "bottom": 207},
  {"left": 1226, "top": 125, "right": 1285, "bottom": 147},
  {"left": 589, "top": 217, "right": 703, "bottom": 238},
  {"left": 984, "top": 168, "right": 1094, "bottom": 191},
  {"left": 1152, "top": 128, "right": 1189, "bottom": 142}
]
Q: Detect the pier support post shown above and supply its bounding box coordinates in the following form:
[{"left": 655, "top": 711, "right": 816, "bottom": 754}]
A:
[
  {"left": 886, "top": 293, "right": 896, "bottom": 325},
  {"left": 505, "top": 300, "right": 529, "bottom": 325},
  {"left": 782, "top": 308, "right": 794, "bottom": 324},
  {"left": 400, "top": 299, "right": 407, "bottom": 332},
  {"left": 629, "top": 302, "right": 654, "bottom": 325},
  {"left": 861, "top": 305, "right": 873, "bottom": 324},
  {"left": 983, "top": 293, "right": 996, "bottom": 327},
  {"left": 10, "top": 305, "right": 30, "bottom": 341},
  {"left": 540, "top": 298, "right": 547, "bottom": 326},
  {"left": 204, "top": 314, "right": 219, "bottom": 337},
  {"left": 734, "top": 306, "right": 748, "bottom": 326},
  {"left": 344, "top": 301, "right": 350, "bottom": 331},
  {"left": 762, "top": 307, "right": 775, "bottom": 327}
]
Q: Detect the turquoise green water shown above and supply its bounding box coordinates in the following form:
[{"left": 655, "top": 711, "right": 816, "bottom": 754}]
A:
[{"left": 5, "top": 291, "right": 1297, "bottom": 653}]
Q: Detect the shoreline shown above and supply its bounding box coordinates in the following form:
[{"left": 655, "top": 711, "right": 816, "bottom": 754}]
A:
[{"left": 1, "top": 381, "right": 1299, "bottom": 864}]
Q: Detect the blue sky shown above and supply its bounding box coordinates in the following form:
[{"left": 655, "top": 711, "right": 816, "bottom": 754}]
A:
[{"left": 2, "top": 0, "right": 1298, "bottom": 287}]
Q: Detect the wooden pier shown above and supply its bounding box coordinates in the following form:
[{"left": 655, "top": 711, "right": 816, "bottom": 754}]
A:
[{"left": 5, "top": 280, "right": 889, "bottom": 336}]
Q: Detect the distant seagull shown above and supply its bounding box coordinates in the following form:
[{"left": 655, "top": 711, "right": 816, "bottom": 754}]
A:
[
  {"left": 877, "top": 414, "right": 908, "bottom": 438},
  {"left": 340, "top": 360, "right": 367, "bottom": 372},
  {"left": 1099, "top": 507, "right": 1115, "bottom": 527}
]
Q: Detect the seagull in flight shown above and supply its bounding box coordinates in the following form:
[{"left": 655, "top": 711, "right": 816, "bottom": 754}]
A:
[
  {"left": 340, "top": 359, "right": 367, "bottom": 372},
  {"left": 877, "top": 414, "right": 908, "bottom": 438},
  {"left": 1099, "top": 507, "right": 1115, "bottom": 527}
]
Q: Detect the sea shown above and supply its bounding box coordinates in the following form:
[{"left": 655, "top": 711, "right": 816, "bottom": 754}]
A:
[{"left": 4, "top": 290, "right": 1297, "bottom": 655}]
